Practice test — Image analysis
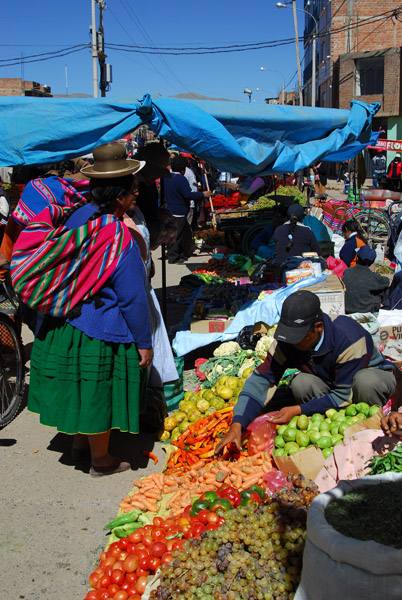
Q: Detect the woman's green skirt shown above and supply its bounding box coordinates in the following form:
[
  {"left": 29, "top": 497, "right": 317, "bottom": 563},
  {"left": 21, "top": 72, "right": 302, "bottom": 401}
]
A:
[{"left": 28, "top": 318, "right": 146, "bottom": 435}]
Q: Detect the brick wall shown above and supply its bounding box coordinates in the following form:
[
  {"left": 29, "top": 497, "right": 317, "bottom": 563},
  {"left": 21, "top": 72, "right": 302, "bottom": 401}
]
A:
[
  {"left": 331, "top": 0, "right": 402, "bottom": 60},
  {"left": 0, "top": 78, "right": 52, "bottom": 97},
  {"left": 336, "top": 47, "right": 401, "bottom": 116}
]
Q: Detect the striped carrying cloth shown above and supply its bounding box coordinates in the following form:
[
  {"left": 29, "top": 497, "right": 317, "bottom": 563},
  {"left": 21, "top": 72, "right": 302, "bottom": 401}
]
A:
[{"left": 10, "top": 204, "right": 133, "bottom": 317}]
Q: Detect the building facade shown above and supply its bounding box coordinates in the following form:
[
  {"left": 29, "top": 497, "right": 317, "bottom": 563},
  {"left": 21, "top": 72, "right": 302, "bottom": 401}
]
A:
[{"left": 0, "top": 78, "right": 52, "bottom": 97}]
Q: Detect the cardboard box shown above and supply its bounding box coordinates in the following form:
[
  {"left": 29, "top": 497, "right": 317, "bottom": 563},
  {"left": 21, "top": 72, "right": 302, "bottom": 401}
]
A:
[
  {"left": 379, "top": 324, "right": 402, "bottom": 343},
  {"left": 302, "top": 274, "right": 345, "bottom": 315},
  {"left": 273, "top": 411, "right": 383, "bottom": 481},
  {"left": 190, "top": 318, "right": 234, "bottom": 333}
]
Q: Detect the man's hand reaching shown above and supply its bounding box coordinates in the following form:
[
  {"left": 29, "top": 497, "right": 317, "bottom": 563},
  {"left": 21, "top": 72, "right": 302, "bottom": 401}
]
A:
[
  {"left": 214, "top": 423, "right": 242, "bottom": 456},
  {"left": 268, "top": 405, "right": 301, "bottom": 425}
]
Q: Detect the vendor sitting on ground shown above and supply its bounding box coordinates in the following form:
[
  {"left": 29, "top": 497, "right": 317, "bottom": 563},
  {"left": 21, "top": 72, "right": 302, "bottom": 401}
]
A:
[
  {"left": 215, "top": 290, "right": 395, "bottom": 453},
  {"left": 381, "top": 411, "right": 402, "bottom": 437},
  {"left": 343, "top": 246, "right": 390, "bottom": 314},
  {"left": 274, "top": 203, "right": 321, "bottom": 265},
  {"left": 339, "top": 219, "right": 366, "bottom": 267}
]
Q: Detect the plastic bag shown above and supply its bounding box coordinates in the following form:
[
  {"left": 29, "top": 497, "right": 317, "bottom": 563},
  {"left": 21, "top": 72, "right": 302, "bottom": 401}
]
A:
[
  {"left": 326, "top": 255, "right": 348, "bottom": 277},
  {"left": 246, "top": 412, "right": 277, "bottom": 455},
  {"left": 236, "top": 325, "right": 261, "bottom": 350},
  {"left": 262, "top": 470, "right": 291, "bottom": 495}
]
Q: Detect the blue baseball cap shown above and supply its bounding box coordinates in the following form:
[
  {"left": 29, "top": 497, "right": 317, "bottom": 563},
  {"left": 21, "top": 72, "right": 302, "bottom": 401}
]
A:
[{"left": 357, "top": 245, "right": 376, "bottom": 263}]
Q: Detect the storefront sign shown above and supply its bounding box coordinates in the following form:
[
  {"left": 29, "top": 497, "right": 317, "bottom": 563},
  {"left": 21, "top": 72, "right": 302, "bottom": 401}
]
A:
[{"left": 368, "top": 138, "right": 402, "bottom": 151}]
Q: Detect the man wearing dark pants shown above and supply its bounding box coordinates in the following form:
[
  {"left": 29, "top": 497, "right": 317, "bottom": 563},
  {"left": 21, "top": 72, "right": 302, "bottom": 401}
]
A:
[
  {"left": 164, "top": 155, "right": 211, "bottom": 264},
  {"left": 215, "top": 290, "right": 395, "bottom": 454}
]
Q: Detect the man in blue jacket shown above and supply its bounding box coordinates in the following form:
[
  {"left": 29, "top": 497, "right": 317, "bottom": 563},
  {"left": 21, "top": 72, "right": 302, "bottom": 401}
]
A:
[
  {"left": 164, "top": 155, "right": 211, "bottom": 264},
  {"left": 215, "top": 290, "right": 395, "bottom": 454}
]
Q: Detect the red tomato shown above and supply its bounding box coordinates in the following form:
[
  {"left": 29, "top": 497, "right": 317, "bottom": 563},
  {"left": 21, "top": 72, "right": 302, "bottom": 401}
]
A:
[
  {"left": 181, "top": 504, "right": 192, "bottom": 516},
  {"left": 99, "top": 575, "right": 112, "bottom": 589},
  {"left": 95, "top": 566, "right": 105, "bottom": 575},
  {"left": 125, "top": 573, "right": 138, "bottom": 584},
  {"left": 134, "top": 549, "right": 149, "bottom": 562},
  {"left": 150, "top": 541, "right": 167, "bottom": 558},
  {"left": 192, "top": 522, "right": 205, "bottom": 537},
  {"left": 148, "top": 556, "right": 161, "bottom": 571},
  {"left": 112, "top": 561, "right": 124, "bottom": 571},
  {"left": 218, "top": 517, "right": 226, "bottom": 526},
  {"left": 136, "top": 575, "right": 148, "bottom": 595},
  {"left": 171, "top": 540, "right": 182, "bottom": 552},
  {"left": 123, "top": 555, "right": 139, "bottom": 573},
  {"left": 197, "top": 509, "right": 210, "bottom": 525},
  {"left": 139, "top": 556, "right": 150, "bottom": 571},
  {"left": 104, "top": 557, "right": 116, "bottom": 568},
  {"left": 206, "top": 512, "right": 219, "bottom": 524},
  {"left": 96, "top": 590, "right": 109, "bottom": 600},
  {"left": 126, "top": 584, "right": 139, "bottom": 597},
  {"left": 113, "top": 591, "right": 129, "bottom": 600},
  {"left": 127, "top": 596, "right": 141, "bottom": 600},
  {"left": 119, "top": 552, "right": 128, "bottom": 562},
  {"left": 86, "top": 591, "right": 97, "bottom": 600},
  {"left": 165, "top": 539, "right": 174, "bottom": 551},
  {"left": 151, "top": 527, "right": 165, "bottom": 541},
  {"left": 206, "top": 523, "right": 219, "bottom": 531},
  {"left": 128, "top": 530, "right": 143, "bottom": 544},
  {"left": 111, "top": 570, "right": 125, "bottom": 586},
  {"left": 100, "top": 552, "right": 108, "bottom": 562},
  {"left": 177, "top": 517, "right": 190, "bottom": 528},
  {"left": 119, "top": 582, "right": 130, "bottom": 592},
  {"left": 104, "top": 566, "right": 113, "bottom": 578},
  {"left": 167, "top": 525, "right": 180, "bottom": 537},
  {"left": 153, "top": 516, "right": 164, "bottom": 527},
  {"left": 110, "top": 547, "right": 121, "bottom": 559},
  {"left": 107, "top": 584, "right": 120, "bottom": 598},
  {"left": 135, "top": 567, "right": 150, "bottom": 578},
  {"left": 109, "top": 542, "right": 121, "bottom": 551},
  {"left": 162, "top": 518, "right": 175, "bottom": 530},
  {"left": 134, "top": 543, "right": 146, "bottom": 551},
  {"left": 119, "top": 538, "right": 130, "bottom": 550},
  {"left": 127, "top": 544, "right": 137, "bottom": 555},
  {"left": 142, "top": 535, "right": 153, "bottom": 548},
  {"left": 89, "top": 572, "right": 99, "bottom": 589},
  {"left": 161, "top": 552, "right": 173, "bottom": 565},
  {"left": 143, "top": 525, "right": 153, "bottom": 534}
]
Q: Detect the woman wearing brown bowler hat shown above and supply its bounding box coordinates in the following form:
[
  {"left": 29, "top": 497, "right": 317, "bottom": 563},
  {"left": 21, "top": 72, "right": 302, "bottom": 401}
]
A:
[{"left": 19, "top": 143, "right": 153, "bottom": 476}]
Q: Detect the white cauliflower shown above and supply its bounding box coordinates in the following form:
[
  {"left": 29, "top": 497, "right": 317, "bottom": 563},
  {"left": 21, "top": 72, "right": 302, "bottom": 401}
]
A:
[
  {"left": 238, "top": 357, "right": 256, "bottom": 377},
  {"left": 255, "top": 335, "right": 275, "bottom": 360},
  {"left": 213, "top": 341, "right": 241, "bottom": 357}
]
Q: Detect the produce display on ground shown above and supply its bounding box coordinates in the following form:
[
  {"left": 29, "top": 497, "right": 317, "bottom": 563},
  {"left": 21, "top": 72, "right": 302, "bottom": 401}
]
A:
[
  {"left": 249, "top": 186, "right": 307, "bottom": 211},
  {"left": 191, "top": 281, "right": 256, "bottom": 321},
  {"left": 325, "top": 479, "right": 402, "bottom": 548},
  {"left": 194, "top": 228, "right": 226, "bottom": 247},
  {"left": 366, "top": 442, "right": 402, "bottom": 475},
  {"left": 273, "top": 404, "right": 381, "bottom": 458},
  {"left": 191, "top": 258, "right": 246, "bottom": 281},
  {"left": 151, "top": 475, "right": 319, "bottom": 600}
]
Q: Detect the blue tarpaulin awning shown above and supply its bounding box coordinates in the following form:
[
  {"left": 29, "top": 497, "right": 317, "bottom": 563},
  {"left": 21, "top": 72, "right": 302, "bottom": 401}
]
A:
[{"left": 0, "top": 94, "right": 380, "bottom": 174}]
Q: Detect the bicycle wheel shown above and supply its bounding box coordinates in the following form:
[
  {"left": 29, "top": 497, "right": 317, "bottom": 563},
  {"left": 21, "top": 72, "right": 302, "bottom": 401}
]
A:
[
  {"left": 0, "top": 313, "right": 25, "bottom": 428},
  {"left": 353, "top": 211, "right": 390, "bottom": 248},
  {"left": 242, "top": 223, "right": 268, "bottom": 255}
]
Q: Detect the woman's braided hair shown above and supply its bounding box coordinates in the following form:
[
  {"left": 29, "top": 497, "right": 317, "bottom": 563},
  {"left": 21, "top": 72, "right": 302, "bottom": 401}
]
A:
[{"left": 285, "top": 214, "right": 300, "bottom": 252}]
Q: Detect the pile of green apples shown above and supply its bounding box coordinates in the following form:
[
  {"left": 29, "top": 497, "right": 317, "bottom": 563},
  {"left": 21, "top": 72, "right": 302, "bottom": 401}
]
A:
[{"left": 273, "top": 403, "right": 381, "bottom": 459}]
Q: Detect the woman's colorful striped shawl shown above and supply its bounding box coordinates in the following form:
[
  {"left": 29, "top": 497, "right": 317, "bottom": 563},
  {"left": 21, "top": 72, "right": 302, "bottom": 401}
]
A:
[
  {"left": 11, "top": 204, "right": 133, "bottom": 318},
  {"left": 12, "top": 176, "right": 89, "bottom": 226}
]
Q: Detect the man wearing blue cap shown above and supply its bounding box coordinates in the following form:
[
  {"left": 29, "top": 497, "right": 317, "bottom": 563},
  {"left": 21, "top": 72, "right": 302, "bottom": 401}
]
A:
[
  {"left": 343, "top": 246, "right": 389, "bottom": 314},
  {"left": 215, "top": 289, "right": 395, "bottom": 453}
]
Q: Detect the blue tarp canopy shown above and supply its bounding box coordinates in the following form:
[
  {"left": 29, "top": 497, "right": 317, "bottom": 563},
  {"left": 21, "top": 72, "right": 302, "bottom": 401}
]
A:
[{"left": 0, "top": 93, "right": 379, "bottom": 174}]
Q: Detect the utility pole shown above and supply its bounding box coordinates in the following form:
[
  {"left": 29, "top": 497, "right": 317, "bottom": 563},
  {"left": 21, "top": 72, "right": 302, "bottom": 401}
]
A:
[
  {"left": 98, "top": 0, "right": 107, "bottom": 97},
  {"left": 291, "top": 0, "right": 303, "bottom": 106},
  {"left": 91, "top": 0, "right": 99, "bottom": 98}
]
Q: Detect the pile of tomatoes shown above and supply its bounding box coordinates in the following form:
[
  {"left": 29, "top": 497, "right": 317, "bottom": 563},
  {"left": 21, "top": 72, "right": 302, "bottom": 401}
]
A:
[{"left": 85, "top": 508, "right": 224, "bottom": 600}]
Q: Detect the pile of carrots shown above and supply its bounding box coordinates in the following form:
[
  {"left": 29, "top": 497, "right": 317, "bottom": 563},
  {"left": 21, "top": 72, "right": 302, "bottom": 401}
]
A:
[
  {"left": 165, "top": 406, "right": 236, "bottom": 472},
  {"left": 119, "top": 452, "right": 272, "bottom": 517}
]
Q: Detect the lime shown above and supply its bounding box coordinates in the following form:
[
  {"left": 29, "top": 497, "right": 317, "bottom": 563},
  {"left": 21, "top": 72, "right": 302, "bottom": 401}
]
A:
[
  {"left": 355, "top": 413, "right": 366, "bottom": 422},
  {"left": 273, "top": 448, "right": 285, "bottom": 457},
  {"left": 277, "top": 424, "right": 287, "bottom": 436},
  {"left": 289, "top": 416, "right": 300, "bottom": 428},
  {"left": 368, "top": 405, "right": 381, "bottom": 417},
  {"left": 296, "top": 431, "right": 309, "bottom": 447},
  {"left": 338, "top": 422, "right": 350, "bottom": 435},
  {"left": 332, "top": 410, "right": 346, "bottom": 422},
  {"left": 325, "top": 408, "right": 337, "bottom": 419},
  {"left": 311, "top": 413, "right": 324, "bottom": 423},
  {"left": 332, "top": 434, "right": 343, "bottom": 445},
  {"left": 319, "top": 420, "right": 331, "bottom": 432},
  {"left": 350, "top": 415, "right": 360, "bottom": 424},
  {"left": 317, "top": 435, "right": 332, "bottom": 449},
  {"left": 322, "top": 447, "right": 334, "bottom": 459},
  {"left": 284, "top": 441, "right": 299, "bottom": 454},
  {"left": 283, "top": 428, "right": 297, "bottom": 442},
  {"left": 345, "top": 404, "right": 357, "bottom": 417},
  {"left": 297, "top": 415, "right": 309, "bottom": 430},
  {"left": 309, "top": 430, "right": 321, "bottom": 444},
  {"left": 287, "top": 443, "right": 301, "bottom": 456},
  {"left": 330, "top": 425, "right": 339, "bottom": 436},
  {"left": 355, "top": 402, "right": 370, "bottom": 416},
  {"left": 274, "top": 435, "right": 285, "bottom": 448}
]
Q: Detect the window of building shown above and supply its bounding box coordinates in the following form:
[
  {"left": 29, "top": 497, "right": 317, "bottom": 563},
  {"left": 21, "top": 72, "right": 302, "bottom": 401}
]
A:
[{"left": 356, "top": 57, "right": 384, "bottom": 95}]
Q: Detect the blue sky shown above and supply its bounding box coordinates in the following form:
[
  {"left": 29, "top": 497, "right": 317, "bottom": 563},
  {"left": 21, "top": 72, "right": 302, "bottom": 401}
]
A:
[{"left": 1, "top": 0, "right": 307, "bottom": 103}]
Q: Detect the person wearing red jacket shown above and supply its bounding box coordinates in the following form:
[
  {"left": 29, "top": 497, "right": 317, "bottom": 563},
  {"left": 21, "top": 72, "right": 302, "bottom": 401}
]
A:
[{"left": 387, "top": 153, "right": 402, "bottom": 191}]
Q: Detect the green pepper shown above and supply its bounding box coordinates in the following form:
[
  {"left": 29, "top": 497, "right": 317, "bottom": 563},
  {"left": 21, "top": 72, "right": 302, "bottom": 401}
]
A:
[
  {"left": 112, "top": 521, "right": 143, "bottom": 538},
  {"left": 190, "top": 500, "right": 210, "bottom": 517},
  {"left": 240, "top": 489, "right": 262, "bottom": 503},
  {"left": 248, "top": 485, "right": 266, "bottom": 500},
  {"left": 104, "top": 509, "right": 142, "bottom": 531},
  {"left": 209, "top": 498, "right": 233, "bottom": 513},
  {"left": 201, "top": 491, "right": 219, "bottom": 504}
]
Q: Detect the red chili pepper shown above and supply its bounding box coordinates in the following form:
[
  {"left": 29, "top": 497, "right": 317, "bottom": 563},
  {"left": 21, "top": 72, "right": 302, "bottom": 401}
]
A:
[{"left": 142, "top": 450, "right": 158, "bottom": 465}]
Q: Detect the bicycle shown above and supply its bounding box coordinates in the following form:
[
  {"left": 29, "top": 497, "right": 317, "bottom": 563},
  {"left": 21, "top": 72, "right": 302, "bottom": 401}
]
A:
[{"left": 0, "top": 278, "right": 25, "bottom": 429}]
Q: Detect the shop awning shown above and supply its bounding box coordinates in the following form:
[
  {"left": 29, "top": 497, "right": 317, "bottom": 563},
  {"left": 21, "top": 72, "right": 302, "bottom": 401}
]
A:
[{"left": 0, "top": 94, "right": 379, "bottom": 174}]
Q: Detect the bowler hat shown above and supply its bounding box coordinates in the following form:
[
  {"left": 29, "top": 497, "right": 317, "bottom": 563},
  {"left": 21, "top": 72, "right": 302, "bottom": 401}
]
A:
[
  {"left": 135, "top": 143, "right": 172, "bottom": 178},
  {"left": 80, "top": 143, "right": 145, "bottom": 179},
  {"left": 274, "top": 290, "right": 322, "bottom": 345}
]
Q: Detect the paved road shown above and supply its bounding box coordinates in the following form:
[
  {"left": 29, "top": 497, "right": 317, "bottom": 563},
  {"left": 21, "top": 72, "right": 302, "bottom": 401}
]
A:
[{"left": 0, "top": 245, "right": 210, "bottom": 600}]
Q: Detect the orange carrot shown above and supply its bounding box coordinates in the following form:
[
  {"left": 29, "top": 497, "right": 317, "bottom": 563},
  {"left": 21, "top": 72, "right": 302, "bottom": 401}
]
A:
[
  {"left": 130, "top": 500, "right": 146, "bottom": 510},
  {"left": 141, "top": 498, "right": 158, "bottom": 512},
  {"left": 144, "top": 490, "right": 162, "bottom": 500}
]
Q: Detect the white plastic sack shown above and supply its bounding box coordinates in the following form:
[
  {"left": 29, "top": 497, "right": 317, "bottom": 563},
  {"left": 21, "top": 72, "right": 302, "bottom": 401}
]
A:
[
  {"left": 295, "top": 473, "right": 402, "bottom": 600},
  {"left": 332, "top": 233, "right": 344, "bottom": 259}
]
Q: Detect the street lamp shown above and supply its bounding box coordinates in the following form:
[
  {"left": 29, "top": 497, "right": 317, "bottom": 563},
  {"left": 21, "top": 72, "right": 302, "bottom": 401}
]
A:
[
  {"left": 244, "top": 87, "right": 252, "bottom": 103},
  {"left": 276, "top": 1, "right": 318, "bottom": 107},
  {"left": 260, "top": 67, "right": 286, "bottom": 104}
]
